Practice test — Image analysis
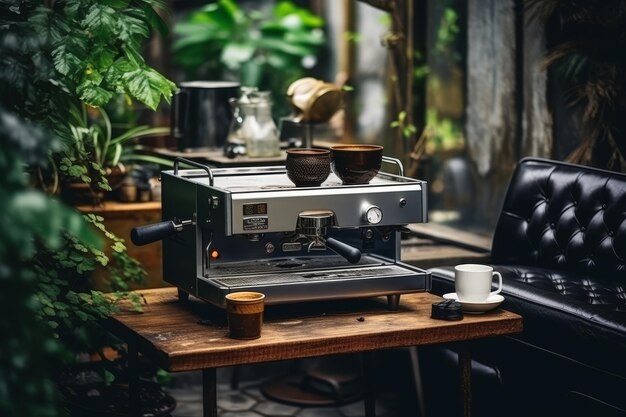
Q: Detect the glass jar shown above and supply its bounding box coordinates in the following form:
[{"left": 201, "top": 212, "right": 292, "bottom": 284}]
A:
[
  {"left": 226, "top": 87, "right": 256, "bottom": 145},
  {"left": 238, "top": 91, "right": 280, "bottom": 158}
]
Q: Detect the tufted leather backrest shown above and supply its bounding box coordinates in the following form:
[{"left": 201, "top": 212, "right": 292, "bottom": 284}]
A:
[{"left": 491, "top": 158, "right": 626, "bottom": 280}]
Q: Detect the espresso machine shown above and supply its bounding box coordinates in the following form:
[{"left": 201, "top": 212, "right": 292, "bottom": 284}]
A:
[{"left": 131, "top": 158, "right": 430, "bottom": 310}]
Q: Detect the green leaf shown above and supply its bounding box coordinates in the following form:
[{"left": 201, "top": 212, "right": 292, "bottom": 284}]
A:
[
  {"left": 52, "top": 44, "right": 82, "bottom": 76},
  {"left": 117, "top": 14, "right": 150, "bottom": 43},
  {"left": 256, "top": 37, "right": 313, "bottom": 57},
  {"left": 274, "top": 2, "right": 323, "bottom": 27},
  {"left": 104, "top": 370, "right": 115, "bottom": 385},
  {"left": 124, "top": 68, "right": 176, "bottom": 110},
  {"left": 112, "top": 241, "right": 126, "bottom": 253},
  {"left": 82, "top": 4, "right": 117, "bottom": 35},
  {"left": 92, "top": 48, "right": 115, "bottom": 70},
  {"left": 221, "top": 43, "right": 255, "bottom": 69},
  {"left": 144, "top": 4, "right": 169, "bottom": 37},
  {"left": 78, "top": 84, "right": 113, "bottom": 108},
  {"left": 104, "top": 0, "right": 131, "bottom": 8}
]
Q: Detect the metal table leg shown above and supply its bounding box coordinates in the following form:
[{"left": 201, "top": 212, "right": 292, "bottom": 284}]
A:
[
  {"left": 361, "top": 351, "right": 376, "bottom": 417},
  {"left": 128, "top": 344, "right": 141, "bottom": 417},
  {"left": 202, "top": 368, "right": 218, "bottom": 417},
  {"left": 459, "top": 346, "right": 472, "bottom": 417},
  {"left": 408, "top": 346, "right": 426, "bottom": 417}
]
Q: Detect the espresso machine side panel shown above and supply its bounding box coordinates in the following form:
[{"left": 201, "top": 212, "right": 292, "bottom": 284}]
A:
[{"left": 162, "top": 174, "right": 198, "bottom": 294}]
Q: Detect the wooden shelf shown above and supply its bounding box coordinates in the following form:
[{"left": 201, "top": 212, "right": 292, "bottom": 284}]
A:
[{"left": 75, "top": 200, "right": 161, "bottom": 213}]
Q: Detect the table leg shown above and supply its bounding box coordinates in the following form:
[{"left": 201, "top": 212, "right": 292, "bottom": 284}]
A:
[
  {"left": 408, "top": 346, "right": 426, "bottom": 417},
  {"left": 458, "top": 346, "right": 472, "bottom": 417},
  {"left": 202, "top": 368, "right": 218, "bottom": 417},
  {"left": 128, "top": 344, "right": 141, "bottom": 417},
  {"left": 361, "top": 351, "right": 376, "bottom": 417}
]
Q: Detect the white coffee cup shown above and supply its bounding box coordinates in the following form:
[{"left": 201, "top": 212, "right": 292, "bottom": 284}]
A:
[{"left": 454, "top": 264, "right": 503, "bottom": 302}]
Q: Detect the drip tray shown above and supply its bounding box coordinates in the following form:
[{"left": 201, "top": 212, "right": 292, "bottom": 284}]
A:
[
  {"left": 197, "top": 261, "right": 430, "bottom": 308},
  {"left": 212, "top": 265, "right": 416, "bottom": 287}
]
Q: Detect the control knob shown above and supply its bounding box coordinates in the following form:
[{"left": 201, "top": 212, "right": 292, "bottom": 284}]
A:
[{"left": 363, "top": 205, "right": 383, "bottom": 225}]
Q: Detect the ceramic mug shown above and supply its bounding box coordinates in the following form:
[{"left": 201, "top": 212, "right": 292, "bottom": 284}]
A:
[
  {"left": 454, "top": 264, "right": 502, "bottom": 302},
  {"left": 225, "top": 292, "right": 265, "bottom": 340}
]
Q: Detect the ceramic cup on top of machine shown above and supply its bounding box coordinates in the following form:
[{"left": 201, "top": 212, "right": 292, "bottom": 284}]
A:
[
  {"left": 330, "top": 144, "right": 383, "bottom": 185},
  {"left": 285, "top": 148, "right": 331, "bottom": 187},
  {"left": 171, "top": 81, "right": 240, "bottom": 151}
]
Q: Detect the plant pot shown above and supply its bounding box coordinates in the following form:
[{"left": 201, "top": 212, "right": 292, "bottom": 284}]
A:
[
  {"left": 105, "top": 163, "right": 128, "bottom": 191},
  {"left": 60, "top": 362, "right": 176, "bottom": 417},
  {"left": 61, "top": 164, "right": 128, "bottom": 206}
]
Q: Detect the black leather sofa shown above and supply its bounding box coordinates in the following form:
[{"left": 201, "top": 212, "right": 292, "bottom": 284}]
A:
[{"left": 422, "top": 157, "right": 626, "bottom": 417}]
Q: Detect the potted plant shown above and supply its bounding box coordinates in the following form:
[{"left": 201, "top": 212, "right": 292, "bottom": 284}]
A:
[
  {"left": 173, "top": 0, "right": 326, "bottom": 118},
  {"left": 58, "top": 101, "right": 170, "bottom": 205},
  {"left": 0, "top": 0, "right": 175, "bottom": 416}
]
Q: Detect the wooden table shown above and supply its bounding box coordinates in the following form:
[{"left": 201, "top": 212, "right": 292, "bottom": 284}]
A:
[{"left": 104, "top": 288, "right": 522, "bottom": 417}]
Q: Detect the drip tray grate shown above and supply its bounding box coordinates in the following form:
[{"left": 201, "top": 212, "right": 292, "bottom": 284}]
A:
[{"left": 210, "top": 265, "right": 412, "bottom": 288}]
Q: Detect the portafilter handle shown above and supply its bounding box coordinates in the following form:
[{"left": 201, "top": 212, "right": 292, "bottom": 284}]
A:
[
  {"left": 296, "top": 210, "right": 361, "bottom": 264},
  {"left": 131, "top": 219, "right": 192, "bottom": 246},
  {"left": 325, "top": 237, "right": 361, "bottom": 264}
]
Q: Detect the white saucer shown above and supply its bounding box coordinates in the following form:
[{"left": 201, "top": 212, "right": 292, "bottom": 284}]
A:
[{"left": 442, "top": 293, "right": 504, "bottom": 314}]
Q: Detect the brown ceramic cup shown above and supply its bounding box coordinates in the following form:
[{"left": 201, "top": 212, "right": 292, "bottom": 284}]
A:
[
  {"left": 225, "top": 292, "right": 265, "bottom": 340},
  {"left": 285, "top": 148, "right": 331, "bottom": 187},
  {"left": 330, "top": 144, "right": 383, "bottom": 185}
]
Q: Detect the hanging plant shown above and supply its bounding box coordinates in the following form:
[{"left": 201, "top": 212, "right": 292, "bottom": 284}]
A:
[{"left": 526, "top": 0, "right": 626, "bottom": 171}]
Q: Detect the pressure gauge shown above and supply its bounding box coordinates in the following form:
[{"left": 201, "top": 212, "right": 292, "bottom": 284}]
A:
[{"left": 364, "top": 206, "right": 383, "bottom": 225}]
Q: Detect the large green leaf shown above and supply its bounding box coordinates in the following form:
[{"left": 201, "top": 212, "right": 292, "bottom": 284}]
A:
[
  {"left": 256, "top": 37, "right": 313, "bottom": 57},
  {"left": 172, "top": 23, "right": 225, "bottom": 51},
  {"left": 221, "top": 43, "right": 255, "bottom": 70},
  {"left": 143, "top": 4, "right": 169, "bottom": 37},
  {"left": 124, "top": 68, "right": 175, "bottom": 110},
  {"left": 51, "top": 44, "right": 81, "bottom": 76},
  {"left": 91, "top": 47, "right": 115, "bottom": 70},
  {"left": 78, "top": 84, "right": 113, "bottom": 108},
  {"left": 81, "top": 4, "right": 116, "bottom": 35},
  {"left": 116, "top": 13, "right": 150, "bottom": 44},
  {"left": 274, "top": 1, "right": 324, "bottom": 27}
]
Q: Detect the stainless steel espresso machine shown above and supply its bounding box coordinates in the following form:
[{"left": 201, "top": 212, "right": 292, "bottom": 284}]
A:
[{"left": 131, "top": 158, "right": 430, "bottom": 310}]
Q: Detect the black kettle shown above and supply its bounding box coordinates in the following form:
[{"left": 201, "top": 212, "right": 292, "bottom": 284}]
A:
[{"left": 171, "top": 81, "right": 240, "bottom": 151}]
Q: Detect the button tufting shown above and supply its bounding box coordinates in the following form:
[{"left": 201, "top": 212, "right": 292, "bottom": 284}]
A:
[
  {"left": 609, "top": 231, "right": 614, "bottom": 237},
  {"left": 602, "top": 204, "right": 607, "bottom": 209},
  {"left": 581, "top": 227, "right": 586, "bottom": 232}
]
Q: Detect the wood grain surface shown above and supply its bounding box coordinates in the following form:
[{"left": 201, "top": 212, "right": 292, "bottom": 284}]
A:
[{"left": 105, "top": 288, "right": 522, "bottom": 372}]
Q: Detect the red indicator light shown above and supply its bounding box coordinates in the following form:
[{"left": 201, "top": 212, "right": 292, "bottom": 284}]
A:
[{"left": 210, "top": 250, "right": 220, "bottom": 259}]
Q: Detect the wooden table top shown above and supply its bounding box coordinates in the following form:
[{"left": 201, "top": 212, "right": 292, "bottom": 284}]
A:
[{"left": 105, "top": 288, "right": 522, "bottom": 372}]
